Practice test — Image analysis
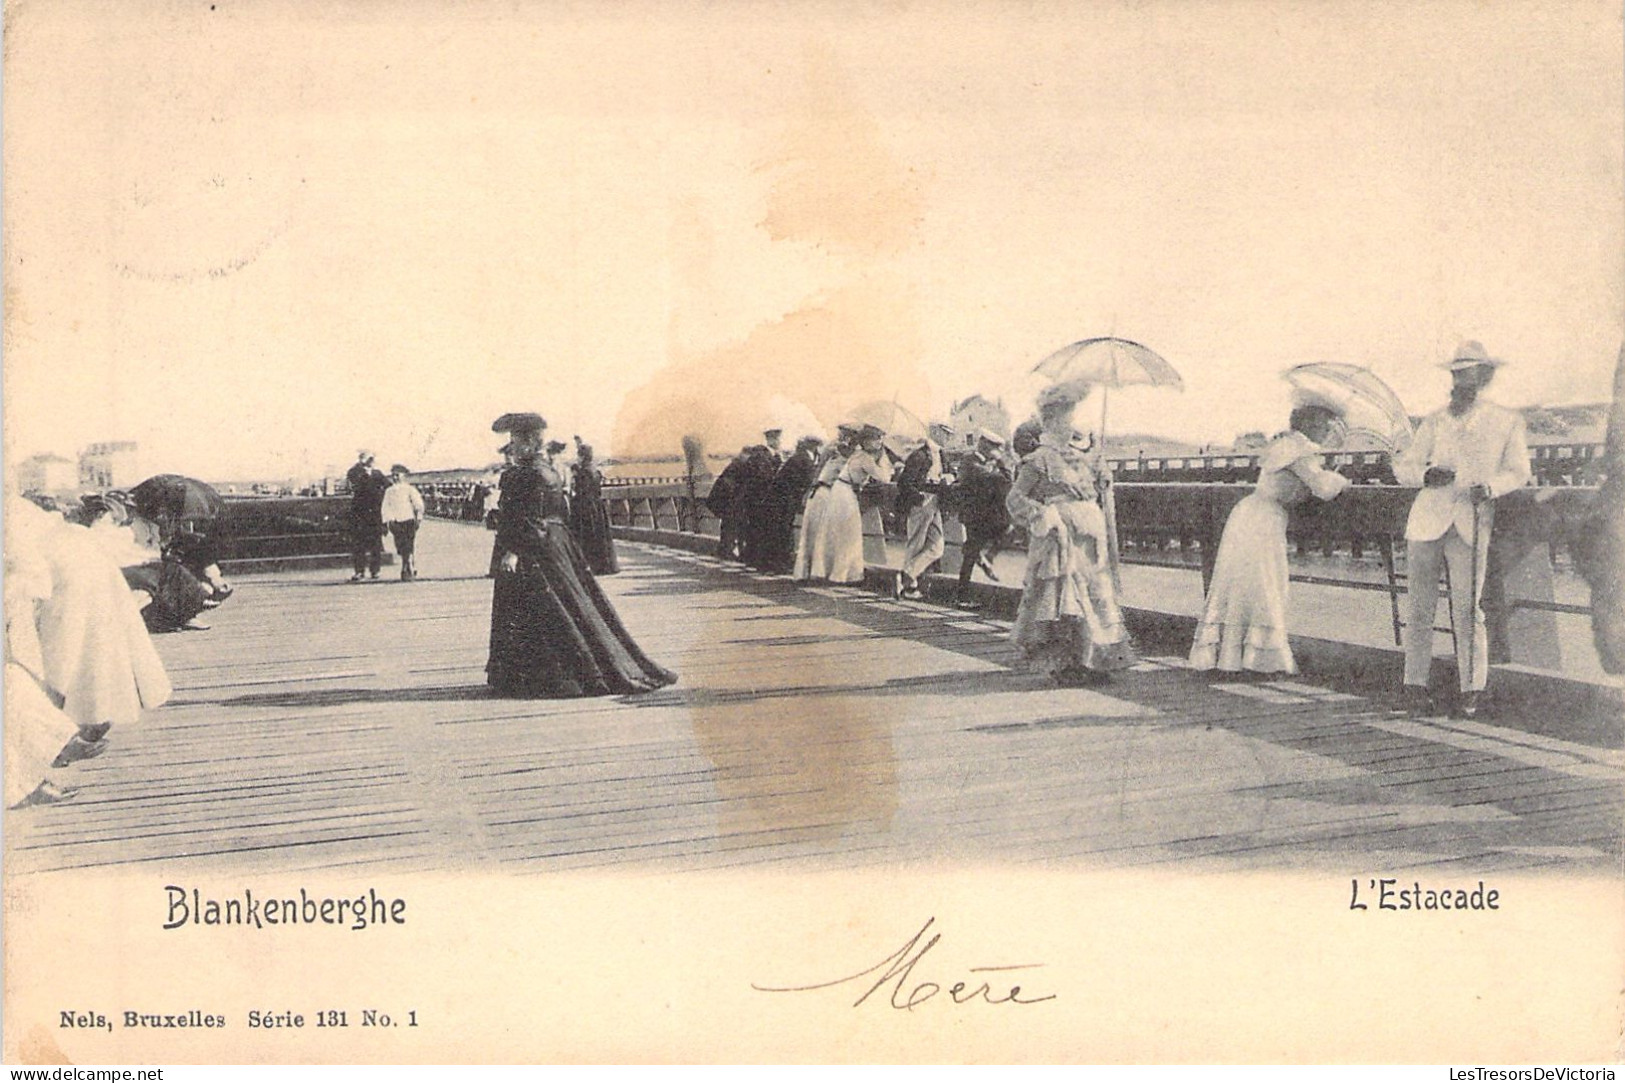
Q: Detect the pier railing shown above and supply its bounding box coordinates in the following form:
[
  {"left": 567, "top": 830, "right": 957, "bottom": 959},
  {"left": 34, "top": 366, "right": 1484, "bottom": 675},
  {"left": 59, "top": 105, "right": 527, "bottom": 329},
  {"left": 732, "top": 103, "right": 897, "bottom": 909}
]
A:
[
  {"left": 591, "top": 476, "right": 1599, "bottom": 667},
  {"left": 594, "top": 441, "right": 1605, "bottom": 490}
]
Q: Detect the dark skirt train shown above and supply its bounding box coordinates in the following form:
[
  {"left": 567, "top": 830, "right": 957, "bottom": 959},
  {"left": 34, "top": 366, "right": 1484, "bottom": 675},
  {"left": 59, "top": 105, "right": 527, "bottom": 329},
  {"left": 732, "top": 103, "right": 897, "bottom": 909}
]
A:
[
  {"left": 568, "top": 465, "right": 620, "bottom": 576},
  {"left": 487, "top": 462, "right": 672, "bottom": 698}
]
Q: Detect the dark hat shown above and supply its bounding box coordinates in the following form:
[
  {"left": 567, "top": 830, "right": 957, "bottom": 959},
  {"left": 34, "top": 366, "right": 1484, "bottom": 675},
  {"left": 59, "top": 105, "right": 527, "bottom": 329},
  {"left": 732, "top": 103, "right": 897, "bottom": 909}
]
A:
[
  {"left": 390, "top": 463, "right": 411, "bottom": 475},
  {"left": 492, "top": 412, "right": 547, "bottom": 434},
  {"left": 1012, "top": 419, "right": 1043, "bottom": 450}
]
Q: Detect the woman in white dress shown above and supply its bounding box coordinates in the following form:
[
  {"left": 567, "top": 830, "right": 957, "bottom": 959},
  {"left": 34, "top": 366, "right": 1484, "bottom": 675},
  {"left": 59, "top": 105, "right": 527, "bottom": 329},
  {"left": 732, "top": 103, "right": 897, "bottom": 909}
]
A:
[
  {"left": 11, "top": 497, "right": 173, "bottom": 737},
  {"left": 1188, "top": 403, "right": 1351, "bottom": 676},
  {"left": 5, "top": 507, "right": 82, "bottom": 806},
  {"left": 1006, "top": 383, "right": 1135, "bottom": 683},
  {"left": 795, "top": 424, "right": 891, "bottom": 584}
]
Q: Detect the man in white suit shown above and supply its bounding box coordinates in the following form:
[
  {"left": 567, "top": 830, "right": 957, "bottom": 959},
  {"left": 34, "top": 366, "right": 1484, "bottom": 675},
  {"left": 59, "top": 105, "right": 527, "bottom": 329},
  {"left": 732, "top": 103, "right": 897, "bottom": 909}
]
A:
[{"left": 1392, "top": 341, "right": 1531, "bottom": 718}]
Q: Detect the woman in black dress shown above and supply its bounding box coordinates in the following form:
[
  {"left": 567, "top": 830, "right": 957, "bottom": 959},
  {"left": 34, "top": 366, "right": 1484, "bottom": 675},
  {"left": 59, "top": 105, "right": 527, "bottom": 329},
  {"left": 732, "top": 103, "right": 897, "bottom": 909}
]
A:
[
  {"left": 486, "top": 412, "right": 675, "bottom": 698},
  {"left": 567, "top": 439, "right": 620, "bottom": 576}
]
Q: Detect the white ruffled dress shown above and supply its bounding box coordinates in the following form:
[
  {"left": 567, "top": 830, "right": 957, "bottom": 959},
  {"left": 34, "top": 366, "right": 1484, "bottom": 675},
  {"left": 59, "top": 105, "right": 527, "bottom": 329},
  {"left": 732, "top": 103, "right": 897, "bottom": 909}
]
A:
[{"left": 1187, "top": 431, "right": 1350, "bottom": 674}]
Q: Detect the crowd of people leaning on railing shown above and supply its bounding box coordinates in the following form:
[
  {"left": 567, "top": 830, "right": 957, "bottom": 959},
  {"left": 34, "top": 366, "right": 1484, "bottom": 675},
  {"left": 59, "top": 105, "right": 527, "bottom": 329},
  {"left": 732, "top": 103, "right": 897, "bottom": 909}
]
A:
[{"left": 623, "top": 340, "right": 1552, "bottom": 720}]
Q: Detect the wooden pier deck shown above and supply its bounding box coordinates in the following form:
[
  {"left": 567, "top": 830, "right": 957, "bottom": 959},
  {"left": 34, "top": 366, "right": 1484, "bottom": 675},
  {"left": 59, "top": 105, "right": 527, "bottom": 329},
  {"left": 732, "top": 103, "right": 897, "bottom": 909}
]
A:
[{"left": 8, "top": 521, "right": 1621, "bottom": 877}]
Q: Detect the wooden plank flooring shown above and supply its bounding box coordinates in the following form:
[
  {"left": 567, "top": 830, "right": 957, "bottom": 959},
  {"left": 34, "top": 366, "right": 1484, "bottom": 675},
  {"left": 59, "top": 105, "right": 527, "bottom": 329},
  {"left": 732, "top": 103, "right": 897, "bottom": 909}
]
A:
[{"left": 7, "top": 521, "right": 1621, "bottom": 877}]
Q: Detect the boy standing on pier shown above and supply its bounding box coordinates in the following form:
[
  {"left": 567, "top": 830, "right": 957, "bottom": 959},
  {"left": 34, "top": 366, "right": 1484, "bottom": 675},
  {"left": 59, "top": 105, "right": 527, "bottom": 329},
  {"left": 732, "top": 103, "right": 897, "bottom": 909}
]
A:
[{"left": 381, "top": 464, "right": 426, "bottom": 581}]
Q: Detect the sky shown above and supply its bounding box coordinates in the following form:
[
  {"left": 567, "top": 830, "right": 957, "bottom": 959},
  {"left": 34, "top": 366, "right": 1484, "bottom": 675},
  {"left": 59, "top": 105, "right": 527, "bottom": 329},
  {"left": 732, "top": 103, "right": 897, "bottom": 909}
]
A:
[{"left": 4, "top": 0, "right": 1621, "bottom": 482}]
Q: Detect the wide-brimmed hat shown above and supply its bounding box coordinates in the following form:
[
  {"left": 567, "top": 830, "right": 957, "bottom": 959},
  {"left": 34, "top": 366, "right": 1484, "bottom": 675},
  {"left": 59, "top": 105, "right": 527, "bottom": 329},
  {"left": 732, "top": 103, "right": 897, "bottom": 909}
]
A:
[
  {"left": 1288, "top": 387, "right": 1348, "bottom": 416},
  {"left": 491, "top": 411, "right": 547, "bottom": 434},
  {"left": 1441, "top": 340, "right": 1507, "bottom": 371},
  {"left": 1036, "top": 379, "right": 1092, "bottom": 412},
  {"left": 390, "top": 463, "right": 411, "bottom": 476},
  {"left": 975, "top": 429, "right": 1006, "bottom": 448}
]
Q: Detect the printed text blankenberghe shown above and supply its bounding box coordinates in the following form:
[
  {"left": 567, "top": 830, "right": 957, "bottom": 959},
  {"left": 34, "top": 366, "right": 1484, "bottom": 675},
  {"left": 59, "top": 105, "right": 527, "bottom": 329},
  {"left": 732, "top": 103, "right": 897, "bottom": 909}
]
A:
[{"left": 163, "top": 886, "right": 406, "bottom": 930}]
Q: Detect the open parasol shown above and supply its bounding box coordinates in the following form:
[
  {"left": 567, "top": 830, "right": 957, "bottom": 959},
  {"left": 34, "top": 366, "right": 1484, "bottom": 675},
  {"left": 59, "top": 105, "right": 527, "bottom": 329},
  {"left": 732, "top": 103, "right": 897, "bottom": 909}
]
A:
[
  {"left": 1032, "top": 336, "right": 1185, "bottom": 393},
  {"left": 1282, "top": 362, "right": 1413, "bottom": 452},
  {"left": 1030, "top": 337, "right": 1185, "bottom": 585},
  {"left": 845, "top": 400, "right": 929, "bottom": 443},
  {"left": 129, "top": 474, "right": 225, "bottom": 521}
]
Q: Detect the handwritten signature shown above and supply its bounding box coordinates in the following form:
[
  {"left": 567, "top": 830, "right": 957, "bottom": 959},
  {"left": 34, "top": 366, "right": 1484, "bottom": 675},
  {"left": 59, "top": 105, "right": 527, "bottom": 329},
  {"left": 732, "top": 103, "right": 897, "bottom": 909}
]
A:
[{"left": 752, "top": 917, "right": 1056, "bottom": 1010}]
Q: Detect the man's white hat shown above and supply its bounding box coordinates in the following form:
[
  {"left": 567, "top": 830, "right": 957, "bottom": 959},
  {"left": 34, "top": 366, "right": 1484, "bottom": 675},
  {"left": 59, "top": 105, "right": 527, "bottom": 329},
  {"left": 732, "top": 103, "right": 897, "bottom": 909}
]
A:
[{"left": 1442, "top": 340, "right": 1507, "bottom": 371}]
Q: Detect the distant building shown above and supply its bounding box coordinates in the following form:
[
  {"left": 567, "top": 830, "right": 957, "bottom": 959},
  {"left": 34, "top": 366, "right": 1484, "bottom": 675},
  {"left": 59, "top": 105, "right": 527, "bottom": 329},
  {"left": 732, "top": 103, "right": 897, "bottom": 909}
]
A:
[
  {"left": 16, "top": 453, "right": 78, "bottom": 493},
  {"left": 79, "top": 441, "right": 141, "bottom": 490},
  {"left": 948, "top": 395, "right": 1011, "bottom": 449}
]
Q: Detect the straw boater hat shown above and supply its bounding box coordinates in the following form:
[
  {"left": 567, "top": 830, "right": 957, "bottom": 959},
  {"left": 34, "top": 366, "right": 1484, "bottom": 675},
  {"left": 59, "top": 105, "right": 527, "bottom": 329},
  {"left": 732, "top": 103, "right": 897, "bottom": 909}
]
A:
[
  {"left": 1441, "top": 340, "right": 1507, "bottom": 371},
  {"left": 975, "top": 428, "right": 1006, "bottom": 448}
]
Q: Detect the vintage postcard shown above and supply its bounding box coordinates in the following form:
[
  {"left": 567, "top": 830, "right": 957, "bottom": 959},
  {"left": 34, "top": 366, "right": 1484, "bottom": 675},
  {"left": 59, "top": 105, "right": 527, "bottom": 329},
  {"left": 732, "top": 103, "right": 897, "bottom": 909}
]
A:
[{"left": 3, "top": 0, "right": 1622, "bottom": 1066}]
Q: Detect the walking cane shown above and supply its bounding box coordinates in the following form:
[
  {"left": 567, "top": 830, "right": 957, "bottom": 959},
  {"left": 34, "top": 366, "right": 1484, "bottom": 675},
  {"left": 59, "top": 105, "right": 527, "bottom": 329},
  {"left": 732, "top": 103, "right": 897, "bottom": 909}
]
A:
[
  {"left": 1466, "top": 496, "right": 1480, "bottom": 694},
  {"left": 1097, "top": 385, "right": 1123, "bottom": 592}
]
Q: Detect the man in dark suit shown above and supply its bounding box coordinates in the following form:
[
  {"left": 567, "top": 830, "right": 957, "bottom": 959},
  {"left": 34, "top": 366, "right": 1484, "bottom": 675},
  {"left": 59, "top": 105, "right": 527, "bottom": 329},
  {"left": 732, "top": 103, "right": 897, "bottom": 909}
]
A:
[
  {"left": 757, "top": 435, "right": 821, "bottom": 574},
  {"left": 346, "top": 449, "right": 388, "bottom": 581},
  {"left": 736, "top": 444, "right": 784, "bottom": 569},
  {"left": 706, "top": 447, "right": 752, "bottom": 560},
  {"left": 952, "top": 431, "right": 1013, "bottom": 609}
]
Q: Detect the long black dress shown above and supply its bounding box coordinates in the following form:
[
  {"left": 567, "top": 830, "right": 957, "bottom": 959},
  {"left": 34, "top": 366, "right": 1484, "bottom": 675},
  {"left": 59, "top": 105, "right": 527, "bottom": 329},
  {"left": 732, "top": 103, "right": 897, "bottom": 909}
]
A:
[
  {"left": 755, "top": 449, "right": 817, "bottom": 574},
  {"left": 568, "top": 463, "right": 620, "bottom": 576},
  {"left": 736, "top": 448, "right": 782, "bottom": 569},
  {"left": 486, "top": 461, "right": 674, "bottom": 698}
]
